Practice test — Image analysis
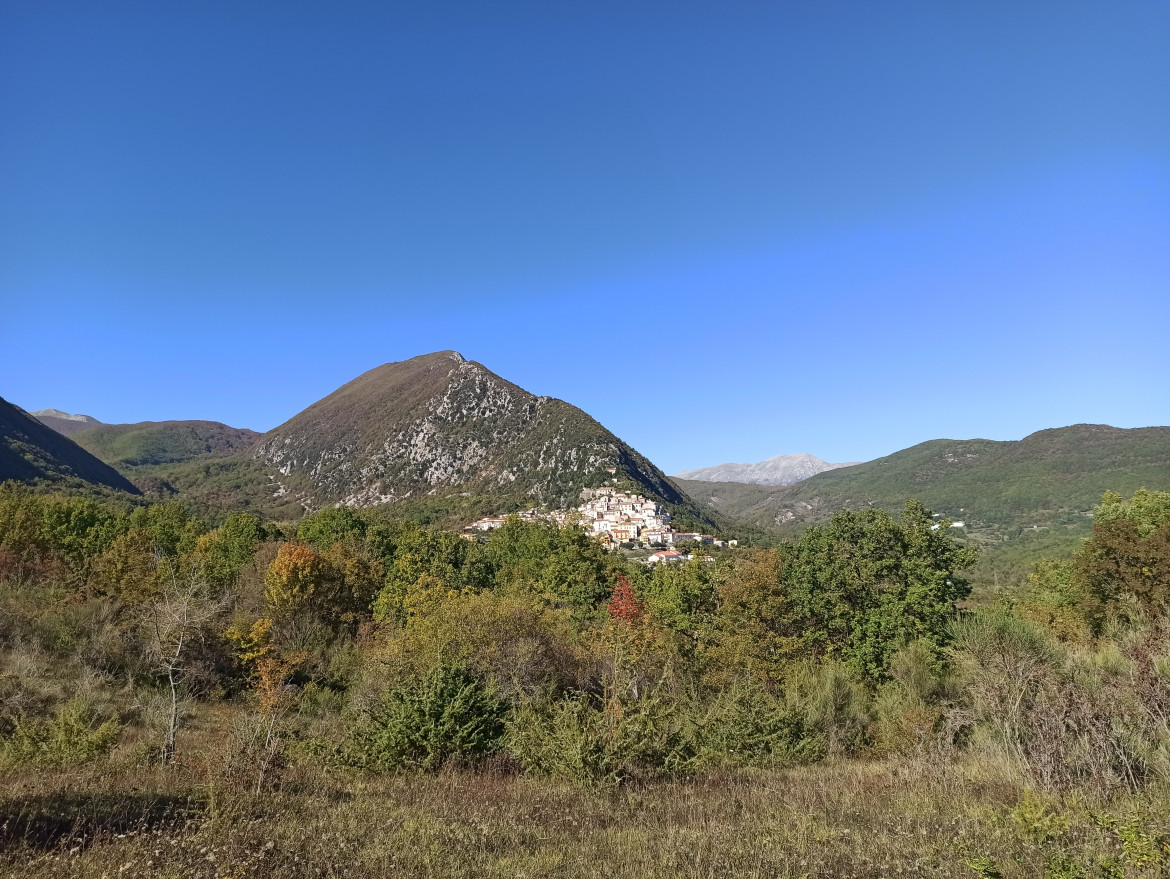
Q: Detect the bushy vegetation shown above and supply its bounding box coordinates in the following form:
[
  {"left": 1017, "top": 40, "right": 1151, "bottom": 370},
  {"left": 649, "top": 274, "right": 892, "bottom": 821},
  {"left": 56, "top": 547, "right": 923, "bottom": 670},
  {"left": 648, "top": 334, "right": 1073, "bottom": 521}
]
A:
[{"left": 3, "top": 480, "right": 1170, "bottom": 875}]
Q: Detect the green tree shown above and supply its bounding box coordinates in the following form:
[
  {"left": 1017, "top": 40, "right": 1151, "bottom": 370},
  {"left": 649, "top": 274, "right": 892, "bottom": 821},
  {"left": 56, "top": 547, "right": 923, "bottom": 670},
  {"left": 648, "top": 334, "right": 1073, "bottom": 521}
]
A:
[
  {"left": 480, "top": 517, "right": 611, "bottom": 612},
  {"left": 195, "top": 513, "right": 266, "bottom": 589},
  {"left": 0, "top": 482, "right": 52, "bottom": 581},
  {"left": 1073, "top": 489, "right": 1170, "bottom": 636},
  {"left": 41, "top": 496, "right": 127, "bottom": 587},
  {"left": 782, "top": 500, "right": 977, "bottom": 683},
  {"left": 373, "top": 525, "right": 482, "bottom": 624},
  {"left": 127, "top": 502, "right": 205, "bottom": 557},
  {"left": 297, "top": 506, "right": 367, "bottom": 551}
]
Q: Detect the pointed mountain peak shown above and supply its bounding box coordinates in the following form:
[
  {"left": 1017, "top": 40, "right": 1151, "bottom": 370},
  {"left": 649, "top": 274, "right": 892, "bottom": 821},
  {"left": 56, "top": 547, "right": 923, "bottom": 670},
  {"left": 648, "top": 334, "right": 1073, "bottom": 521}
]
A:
[{"left": 254, "top": 353, "right": 693, "bottom": 513}]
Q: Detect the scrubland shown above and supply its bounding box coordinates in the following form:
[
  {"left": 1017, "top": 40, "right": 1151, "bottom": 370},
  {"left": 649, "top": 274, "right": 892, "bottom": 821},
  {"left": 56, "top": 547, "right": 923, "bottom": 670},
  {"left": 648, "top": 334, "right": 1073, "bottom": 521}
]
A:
[{"left": 2, "top": 484, "right": 1170, "bottom": 877}]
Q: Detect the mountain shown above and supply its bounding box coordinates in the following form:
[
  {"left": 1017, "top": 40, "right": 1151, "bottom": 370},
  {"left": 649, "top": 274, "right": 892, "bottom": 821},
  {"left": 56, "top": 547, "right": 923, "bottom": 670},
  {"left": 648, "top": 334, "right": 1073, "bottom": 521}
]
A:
[
  {"left": 678, "top": 425, "right": 1170, "bottom": 532},
  {"left": 1, "top": 397, "right": 139, "bottom": 494},
  {"left": 677, "top": 424, "right": 1170, "bottom": 587},
  {"left": 675, "top": 453, "right": 861, "bottom": 486},
  {"left": 31, "top": 409, "right": 103, "bottom": 437},
  {"left": 254, "top": 351, "right": 701, "bottom": 516},
  {"left": 68, "top": 420, "right": 260, "bottom": 468}
]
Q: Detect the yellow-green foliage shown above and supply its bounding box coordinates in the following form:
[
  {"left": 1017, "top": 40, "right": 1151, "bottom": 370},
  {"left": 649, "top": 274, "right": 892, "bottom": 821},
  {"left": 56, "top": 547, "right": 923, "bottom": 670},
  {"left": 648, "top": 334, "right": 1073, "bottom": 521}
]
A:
[
  {"left": 505, "top": 686, "right": 692, "bottom": 786},
  {"left": 0, "top": 702, "right": 120, "bottom": 769},
  {"left": 377, "top": 584, "right": 588, "bottom": 699}
]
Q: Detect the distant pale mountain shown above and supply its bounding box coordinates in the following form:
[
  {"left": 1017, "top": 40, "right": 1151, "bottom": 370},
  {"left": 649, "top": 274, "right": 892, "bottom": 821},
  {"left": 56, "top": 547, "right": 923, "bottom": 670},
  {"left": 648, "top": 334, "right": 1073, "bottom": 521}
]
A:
[
  {"left": 675, "top": 453, "right": 861, "bottom": 486},
  {"left": 31, "top": 409, "right": 103, "bottom": 437},
  {"left": 32, "top": 408, "right": 100, "bottom": 423},
  {"left": 1, "top": 398, "right": 138, "bottom": 493}
]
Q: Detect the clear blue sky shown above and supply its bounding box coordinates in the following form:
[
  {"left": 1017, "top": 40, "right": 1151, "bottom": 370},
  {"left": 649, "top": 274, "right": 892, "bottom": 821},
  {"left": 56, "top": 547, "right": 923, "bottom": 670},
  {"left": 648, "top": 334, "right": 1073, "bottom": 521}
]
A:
[{"left": 2, "top": 2, "right": 1168, "bottom": 473}]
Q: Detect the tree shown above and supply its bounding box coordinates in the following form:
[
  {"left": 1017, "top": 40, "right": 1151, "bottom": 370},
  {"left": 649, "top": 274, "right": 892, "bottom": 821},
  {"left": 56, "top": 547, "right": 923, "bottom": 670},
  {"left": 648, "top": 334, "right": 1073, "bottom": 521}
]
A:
[
  {"left": 251, "top": 651, "right": 307, "bottom": 793},
  {"left": 704, "top": 548, "right": 800, "bottom": 687},
  {"left": 40, "top": 496, "right": 126, "bottom": 587},
  {"left": 373, "top": 526, "right": 480, "bottom": 624},
  {"left": 195, "top": 513, "right": 266, "bottom": 590},
  {"left": 297, "top": 506, "right": 366, "bottom": 551},
  {"left": 264, "top": 542, "right": 332, "bottom": 617},
  {"left": 143, "top": 572, "right": 228, "bottom": 765},
  {"left": 1073, "top": 489, "right": 1170, "bottom": 635},
  {"left": 0, "top": 482, "right": 53, "bottom": 582},
  {"left": 90, "top": 528, "right": 160, "bottom": 602},
  {"left": 322, "top": 538, "right": 384, "bottom": 620},
  {"left": 781, "top": 501, "right": 977, "bottom": 683},
  {"left": 127, "top": 502, "right": 205, "bottom": 557},
  {"left": 608, "top": 575, "right": 645, "bottom": 625},
  {"left": 481, "top": 518, "right": 611, "bottom": 612}
]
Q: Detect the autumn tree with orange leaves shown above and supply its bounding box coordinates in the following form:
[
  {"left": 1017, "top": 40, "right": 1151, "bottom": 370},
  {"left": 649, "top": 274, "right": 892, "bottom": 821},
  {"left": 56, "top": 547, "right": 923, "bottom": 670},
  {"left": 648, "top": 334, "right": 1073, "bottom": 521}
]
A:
[{"left": 608, "top": 575, "right": 645, "bottom": 625}]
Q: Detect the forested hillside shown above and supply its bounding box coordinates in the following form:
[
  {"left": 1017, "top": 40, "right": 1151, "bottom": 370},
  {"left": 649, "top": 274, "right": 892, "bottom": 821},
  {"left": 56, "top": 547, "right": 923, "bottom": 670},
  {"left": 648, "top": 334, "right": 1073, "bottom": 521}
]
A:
[
  {"left": 67, "top": 420, "right": 260, "bottom": 468},
  {"left": 679, "top": 424, "right": 1170, "bottom": 590}
]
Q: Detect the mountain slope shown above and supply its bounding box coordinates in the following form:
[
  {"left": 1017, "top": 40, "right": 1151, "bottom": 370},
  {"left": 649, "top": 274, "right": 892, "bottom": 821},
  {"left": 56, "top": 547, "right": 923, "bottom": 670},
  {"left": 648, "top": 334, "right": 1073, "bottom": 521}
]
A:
[
  {"left": 68, "top": 420, "right": 260, "bottom": 468},
  {"left": 31, "top": 409, "right": 102, "bottom": 438},
  {"left": 675, "top": 453, "right": 861, "bottom": 486},
  {"left": 255, "top": 351, "right": 702, "bottom": 516},
  {"left": 0, "top": 397, "right": 139, "bottom": 493},
  {"left": 677, "top": 425, "right": 1170, "bottom": 535}
]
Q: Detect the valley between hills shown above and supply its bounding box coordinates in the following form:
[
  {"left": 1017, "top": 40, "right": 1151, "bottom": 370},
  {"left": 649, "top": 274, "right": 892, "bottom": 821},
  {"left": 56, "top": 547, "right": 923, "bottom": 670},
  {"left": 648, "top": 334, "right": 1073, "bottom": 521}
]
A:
[
  {"left": 1, "top": 348, "right": 1167, "bottom": 595},
  {"left": 4, "top": 350, "right": 1170, "bottom": 877},
  {"left": 3, "top": 350, "right": 1167, "bottom": 592}
]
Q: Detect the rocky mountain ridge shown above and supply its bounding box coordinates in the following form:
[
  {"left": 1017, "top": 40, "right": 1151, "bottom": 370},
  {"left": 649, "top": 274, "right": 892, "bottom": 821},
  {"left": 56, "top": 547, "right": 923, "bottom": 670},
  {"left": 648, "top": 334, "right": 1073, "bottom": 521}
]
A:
[
  {"left": 255, "top": 351, "right": 694, "bottom": 514},
  {"left": 675, "top": 452, "right": 860, "bottom": 486}
]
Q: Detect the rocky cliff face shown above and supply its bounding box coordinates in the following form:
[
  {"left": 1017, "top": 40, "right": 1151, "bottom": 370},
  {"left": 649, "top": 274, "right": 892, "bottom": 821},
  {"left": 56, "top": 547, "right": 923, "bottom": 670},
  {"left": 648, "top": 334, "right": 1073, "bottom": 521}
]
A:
[
  {"left": 675, "top": 452, "right": 860, "bottom": 486},
  {"left": 255, "top": 351, "right": 688, "bottom": 510}
]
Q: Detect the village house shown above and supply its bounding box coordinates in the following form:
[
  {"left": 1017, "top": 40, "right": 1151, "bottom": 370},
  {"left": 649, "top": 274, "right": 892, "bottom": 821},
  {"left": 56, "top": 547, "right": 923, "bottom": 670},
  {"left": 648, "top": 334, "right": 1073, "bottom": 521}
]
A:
[
  {"left": 468, "top": 516, "right": 508, "bottom": 531},
  {"left": 465, "top": 488, "right": 686, "bottom": 549}
]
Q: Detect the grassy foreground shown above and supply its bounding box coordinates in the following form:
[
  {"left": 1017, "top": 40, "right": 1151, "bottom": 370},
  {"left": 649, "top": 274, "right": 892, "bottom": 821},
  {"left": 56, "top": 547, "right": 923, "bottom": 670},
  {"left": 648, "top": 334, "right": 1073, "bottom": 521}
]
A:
[{"left": 4, "top": 745, "right": 1169, "bottom": 879}]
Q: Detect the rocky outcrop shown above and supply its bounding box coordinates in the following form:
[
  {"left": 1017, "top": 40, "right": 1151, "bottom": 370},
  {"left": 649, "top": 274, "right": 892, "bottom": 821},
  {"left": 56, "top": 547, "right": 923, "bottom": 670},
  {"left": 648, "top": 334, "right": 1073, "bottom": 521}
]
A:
[{"left": 254, "top": 351, "right": 689, "bottom": 510}]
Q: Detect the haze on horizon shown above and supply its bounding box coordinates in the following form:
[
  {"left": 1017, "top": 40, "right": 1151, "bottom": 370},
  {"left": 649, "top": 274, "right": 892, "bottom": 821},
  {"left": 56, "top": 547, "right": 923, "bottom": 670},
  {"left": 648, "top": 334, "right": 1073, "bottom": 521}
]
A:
[{"left": 2, "top": 2, "right": 1167, "bottom": 474}]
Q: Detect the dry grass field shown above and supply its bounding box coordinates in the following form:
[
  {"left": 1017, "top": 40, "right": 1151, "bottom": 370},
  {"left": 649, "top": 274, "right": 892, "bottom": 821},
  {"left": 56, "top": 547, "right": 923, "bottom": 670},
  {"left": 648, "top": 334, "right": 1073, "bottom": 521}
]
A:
[{"left": 4, "top": 737, "right": 1169, "bottom": 879}]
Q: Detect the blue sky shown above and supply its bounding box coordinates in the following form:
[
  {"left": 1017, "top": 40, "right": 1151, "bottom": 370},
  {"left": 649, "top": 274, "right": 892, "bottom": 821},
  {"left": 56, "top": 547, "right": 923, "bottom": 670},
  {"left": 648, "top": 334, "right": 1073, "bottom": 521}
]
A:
[{"left": 2, "top": 1, "right": 1167, "bottom": 473}]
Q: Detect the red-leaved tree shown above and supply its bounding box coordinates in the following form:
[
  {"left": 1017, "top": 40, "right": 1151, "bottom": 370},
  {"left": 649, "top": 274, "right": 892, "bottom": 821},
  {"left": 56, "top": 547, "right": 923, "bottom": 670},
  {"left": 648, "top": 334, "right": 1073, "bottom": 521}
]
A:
[{"left": 608, "top": 575, "right": 645, "bottom": 625}]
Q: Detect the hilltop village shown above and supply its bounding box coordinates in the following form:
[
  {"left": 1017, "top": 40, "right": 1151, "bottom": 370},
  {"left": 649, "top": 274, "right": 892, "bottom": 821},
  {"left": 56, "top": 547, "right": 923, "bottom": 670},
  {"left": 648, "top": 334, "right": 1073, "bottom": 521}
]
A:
[{"left": 465, "top": 487, "right": 731, "bottom": 561}]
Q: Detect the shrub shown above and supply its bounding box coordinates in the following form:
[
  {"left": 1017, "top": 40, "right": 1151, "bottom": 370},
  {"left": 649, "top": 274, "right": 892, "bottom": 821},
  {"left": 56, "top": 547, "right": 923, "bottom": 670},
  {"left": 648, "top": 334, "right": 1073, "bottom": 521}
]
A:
[
  {"left": 954, "top": 611, "right": 1057, "bottom": 766},
  {"left": 345, "top": 663, "right": 507, "bottom": 772},
  {"left": 378, "top": 587, "right": 589, "bottom": 700},
  {"left": 0, "top": 702, "right": 120, "bottom": 768},
  {"left": 689, "top": 679, "right": 818, "bottom": 768},
  {"left": 505, "top": 686, "right": 692, "bottom": 786},
  {"left": 784, "top": 660, "right": 872, "bottom": 757},
  {"left": 869, "top": 640, "right": 953, "bottom": 754}
]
